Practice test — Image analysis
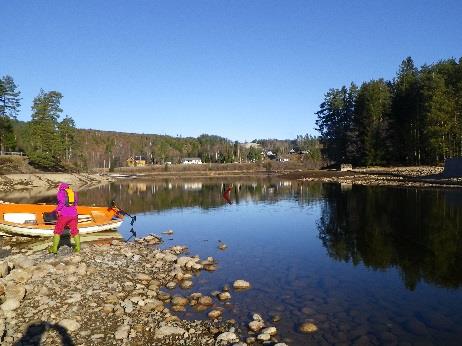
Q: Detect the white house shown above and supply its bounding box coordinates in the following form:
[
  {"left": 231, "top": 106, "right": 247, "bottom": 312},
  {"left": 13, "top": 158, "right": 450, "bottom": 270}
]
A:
[{"left": 181, "top": 157, "right": 202, "bottom": 164}]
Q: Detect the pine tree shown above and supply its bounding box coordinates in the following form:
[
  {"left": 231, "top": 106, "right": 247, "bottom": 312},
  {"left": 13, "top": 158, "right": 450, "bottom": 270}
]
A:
[
  {"left": 28, "top": 90, "right": 64, "bottom": 169},
  {"left": 353, "top": 79, "right": 392, "bottom": 165},
  {"left": 420, "top": 70, "right": 454, "bottom": 162},
  {"left": 316, "top": 84, "right": 357, "bottom": 164},
  {"left": 390, "top": 57, "right": 421, "bottom": 164},
  {"left": 0, "top": 75, "right": 21, "bottom": 153},
  {"left": 0, "top": 75, "right": 21, "bottom": 118},
  {"left": 58, "top": 115, "right": 77, "bottom": 163}
]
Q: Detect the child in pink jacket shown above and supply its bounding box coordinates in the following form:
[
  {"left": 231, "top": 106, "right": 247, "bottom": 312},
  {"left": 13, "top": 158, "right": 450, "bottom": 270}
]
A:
[{"left": 48, "top": 182, "right": 80, "bottom": 253}]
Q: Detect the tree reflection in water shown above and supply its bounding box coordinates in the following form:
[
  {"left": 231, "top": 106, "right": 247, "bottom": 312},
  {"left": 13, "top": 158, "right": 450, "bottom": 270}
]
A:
[
  {"left": 77, "top": 178, "right": 324, "bottom": 214},
  {"left": 317, "top": 184, "right": 462, "bottom": 290}
]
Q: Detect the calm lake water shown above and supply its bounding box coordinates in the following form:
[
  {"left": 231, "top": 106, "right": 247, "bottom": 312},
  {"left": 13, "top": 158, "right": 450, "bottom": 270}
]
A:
[{"left": 29, "top": 179, "right": 462, "bottom": 344}]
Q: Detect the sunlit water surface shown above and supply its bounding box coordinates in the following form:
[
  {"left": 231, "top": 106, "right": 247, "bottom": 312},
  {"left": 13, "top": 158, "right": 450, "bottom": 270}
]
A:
[{"left": 26, "top": 179, "right": 462, "bottom": 344}]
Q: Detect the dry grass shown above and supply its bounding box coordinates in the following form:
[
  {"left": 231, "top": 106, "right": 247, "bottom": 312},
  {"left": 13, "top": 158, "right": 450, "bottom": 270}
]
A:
[{"left": 0, "top": 156, "right": 36, "bottom": 174}]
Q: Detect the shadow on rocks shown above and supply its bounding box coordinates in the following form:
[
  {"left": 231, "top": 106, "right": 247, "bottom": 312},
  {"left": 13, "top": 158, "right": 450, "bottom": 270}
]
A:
[{"left": 13, "top": 321, "right": 75, "bottom": 346}]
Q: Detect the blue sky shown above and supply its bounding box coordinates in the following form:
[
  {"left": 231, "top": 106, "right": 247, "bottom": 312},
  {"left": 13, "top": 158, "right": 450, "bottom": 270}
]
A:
[{"left": 2, "top": 1, "right": 462, "bottom": 142}]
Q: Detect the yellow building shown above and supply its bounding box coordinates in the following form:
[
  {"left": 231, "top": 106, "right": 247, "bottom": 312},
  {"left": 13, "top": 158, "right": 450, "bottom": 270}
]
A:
[{"left": 127, "top": 155, "right": 146, "bottom": 167}]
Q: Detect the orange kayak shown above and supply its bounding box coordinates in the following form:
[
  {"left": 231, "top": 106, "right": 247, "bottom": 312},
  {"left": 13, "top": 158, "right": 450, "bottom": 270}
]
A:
[{"left": 0, "top": 203, "right": 124, "bottom": 237}]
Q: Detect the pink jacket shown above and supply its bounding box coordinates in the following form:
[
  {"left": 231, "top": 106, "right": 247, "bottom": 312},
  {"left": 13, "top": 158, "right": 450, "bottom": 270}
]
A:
[{"left": 55, "top": 183, "right": 78, "bottom": 217}]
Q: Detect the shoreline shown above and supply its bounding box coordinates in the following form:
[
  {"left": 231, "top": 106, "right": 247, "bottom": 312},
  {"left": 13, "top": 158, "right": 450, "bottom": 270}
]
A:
[
  {"left": 0, "top": 234, "right": 285, "bottom": 345},
  {"left": 282, "top": 166, "right": 462, "bottom": 189},
  {"left": 0, "top": 173, "right": 114, "bottom": 194},
  {"left": 2, "top": 166, "right": 462, "bottom": 196}
]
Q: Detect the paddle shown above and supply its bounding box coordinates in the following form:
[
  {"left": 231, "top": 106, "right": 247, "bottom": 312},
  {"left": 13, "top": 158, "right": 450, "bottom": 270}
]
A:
[{"left": 110, "top": 200, "right": 137, "bottom": 226}]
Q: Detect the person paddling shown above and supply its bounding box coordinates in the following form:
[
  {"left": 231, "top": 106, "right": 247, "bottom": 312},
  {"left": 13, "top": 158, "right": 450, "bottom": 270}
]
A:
[{"left": 48, "top": 182, "right": 80, "bottom": 254}]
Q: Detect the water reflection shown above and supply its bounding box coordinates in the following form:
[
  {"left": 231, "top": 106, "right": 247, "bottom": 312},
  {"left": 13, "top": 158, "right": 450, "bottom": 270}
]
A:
[
  {"left": 318, "top": 184, "right": 462, "bottom": 290},
  {"left": 3, "top": 179, "right": 462, "bottom": 344},
  {"left": 76, "top": 178, "right": 324, "bottom": 213}
]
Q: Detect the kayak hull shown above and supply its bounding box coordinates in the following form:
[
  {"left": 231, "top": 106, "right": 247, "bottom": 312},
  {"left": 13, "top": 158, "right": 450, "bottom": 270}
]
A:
[{"left": 0, "top": 203, "right": 124, "bottom": 237}]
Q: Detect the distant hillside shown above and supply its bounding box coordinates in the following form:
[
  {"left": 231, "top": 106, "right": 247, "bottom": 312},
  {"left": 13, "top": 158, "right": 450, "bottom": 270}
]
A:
[{"left": 11, "top": 120, "right": 320, "bottom": 171}]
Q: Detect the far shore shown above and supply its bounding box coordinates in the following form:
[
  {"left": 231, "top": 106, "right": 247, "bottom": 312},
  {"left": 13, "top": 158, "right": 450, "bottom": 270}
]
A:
[
  {"left": 0, "top": 173, "right": 114, "bottom": 195},
  {"left": 0, "top": 166, "right": 461, "bottom": 199}
]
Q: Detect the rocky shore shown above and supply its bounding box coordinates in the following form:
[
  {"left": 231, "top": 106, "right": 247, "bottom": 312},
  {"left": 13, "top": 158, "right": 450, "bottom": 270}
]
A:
[
  {"left": 0, "top": 173, "right": 113, "bottom": 193},
  {"left": 0, "top": 235, "right": 289, "bottom": 346},
  {"left": 285, "top": 166, "right": 462, "bottom": 188}
]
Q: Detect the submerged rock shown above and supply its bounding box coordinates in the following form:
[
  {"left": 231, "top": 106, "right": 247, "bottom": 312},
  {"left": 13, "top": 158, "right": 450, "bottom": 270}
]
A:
[{"left": 299, "top": 322, "right": 318, "bottom": 333}]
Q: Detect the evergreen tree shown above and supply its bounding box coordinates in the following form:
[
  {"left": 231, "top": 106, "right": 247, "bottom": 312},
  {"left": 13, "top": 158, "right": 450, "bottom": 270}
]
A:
[
  {"left": 247, "top": 146, "right": 261, "bottom": 162},
  {"left": 390, "top": 57, "right": 421, "bottom": 164},
  {"left": 353, "top": 79, "right": 392, "bottom": 165},
  {"left": 28, "top": 90, "right": 64, "bottom": 169},
  {"left": 0, "top": 75, "right": 21, "bottom": 119},
  {"left": 0, "top": 117, "right": 16, "bottom": 152},
  {"left": 420, "top": 68, "right": 454, "bottom": 162},
  {"left": 0, "top": 75, "right": 21, "bottom": 153},
  {"left": 316, "top": 84, "right": 357, "bottom": 164},
  {"left": 58, "top": 115, "right": 77, "bottom": 163}
]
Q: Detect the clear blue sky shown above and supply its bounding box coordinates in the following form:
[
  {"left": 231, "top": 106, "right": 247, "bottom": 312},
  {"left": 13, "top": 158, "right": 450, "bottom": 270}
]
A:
[{"left": 2, "top": 1, "right": 461, "bottom": 142}]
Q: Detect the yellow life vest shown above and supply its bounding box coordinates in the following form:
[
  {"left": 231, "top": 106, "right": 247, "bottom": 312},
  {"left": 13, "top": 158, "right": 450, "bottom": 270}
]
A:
[{"left": 65, "top": 188, "right": 76, "bottom": 206}]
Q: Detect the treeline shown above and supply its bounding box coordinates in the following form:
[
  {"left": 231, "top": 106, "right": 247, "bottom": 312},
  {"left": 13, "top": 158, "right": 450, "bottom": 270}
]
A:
[
  {"left": 1, "top": 76, "right": 77, "bottom": 170},
  {"left": 316, "top": 57, "right": 462, "bottom": 166},
  {"left": 1, "top": 74, "right": 321, "bottom": 171}
]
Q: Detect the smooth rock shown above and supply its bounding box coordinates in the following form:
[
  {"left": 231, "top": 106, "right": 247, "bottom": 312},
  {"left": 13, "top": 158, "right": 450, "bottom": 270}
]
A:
[
  {"left": 299, "top": 322, "right": 318, "bottom": 333},
  {"left": 252, "top": 313, "right": 264, "bottom": 322},
  {"left": 7, "top": 269, "right": 31, "bottom": 283},
  {"left": 0, "top": 261, "right": 9, "bottom": 278},
  {"left": 1, "top": 298, "right": 20, "bottom": 312},
  {"left": 155, "top": 325, "right": 187, "bottom": 338},
  {"left": 121, "top": 300, "right": 134, "bottom": 313},
  {"left": 218, "top": 292, "right": 231, "bottom": 301},
  {"left": 257, "top": 333, "right": 271, "bottom": 341},
  {"left": 12, "top": 255, "right": 34, "bottom": 269},
  {"left": 248, "top": 320, "right": 264, "bottom": 332},
  {"left": 208, "top": 309, "right": 222, "bottom": 319},
  {"left": 171, "top": 296, "right": 188, "bottom": 306},
  {"left": 59, "top": 319, "right": 80, "bottom": 332},
  {"left": 103, "top": 304, "right": 114, "bottom": 313},
  {"left": 198, "top": 296, "right": 213, "bottom": 306},
  {"left": 261, "top": 327, "right": 277, "bottom": 336},
  {"left": 233, "top": 280, "right": 251, "bottom": 290},
  {"left": 114, "top": 324, "right": 130, "bottom": 339},
  {"left": 5, "top": 284, "right": 26, "bottom": 301},
  {"left": 171, "top": 305, "right": 186, "bottom": 312},
  {"left": 216, "top": 331, "right": 239, "bottom": 344},
  {"left": 166, "top": 281, "right": 177, "bottom": 289},
  {"left": 180, "top": 280, "right": 193, "bottom": 289}
]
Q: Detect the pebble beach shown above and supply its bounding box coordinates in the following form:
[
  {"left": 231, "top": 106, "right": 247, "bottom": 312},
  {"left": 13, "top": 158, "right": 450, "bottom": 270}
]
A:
[{"left": 0, "top": 234, "right": 291, "bottom": 346}]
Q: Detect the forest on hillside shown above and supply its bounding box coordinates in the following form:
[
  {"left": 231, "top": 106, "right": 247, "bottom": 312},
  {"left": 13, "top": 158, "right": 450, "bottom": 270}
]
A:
[
  {"left": 0, "top": 75, "right": 319, "bottom": 171},
  {"left": 316, "top": 56, "right": 462, "bottom": 166}
]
